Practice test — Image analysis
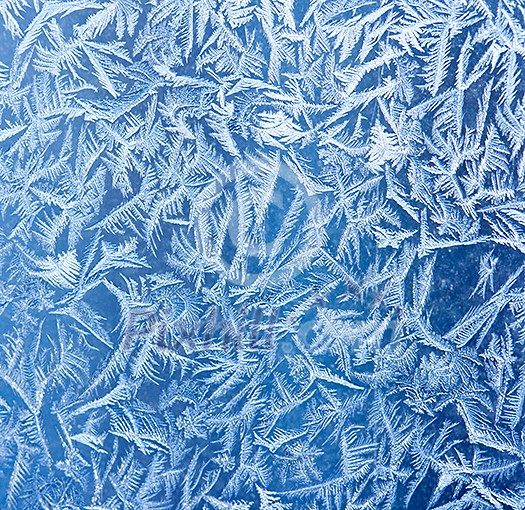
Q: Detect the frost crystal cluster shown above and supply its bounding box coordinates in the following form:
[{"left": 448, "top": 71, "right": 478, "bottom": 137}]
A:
[{"left": 1, "top": 0, "right": 525, "bottom": 508}]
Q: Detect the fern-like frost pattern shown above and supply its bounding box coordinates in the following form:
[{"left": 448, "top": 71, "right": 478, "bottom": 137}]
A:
[{"left": 1, "top": 0, "right": 525, "bottom": 508}]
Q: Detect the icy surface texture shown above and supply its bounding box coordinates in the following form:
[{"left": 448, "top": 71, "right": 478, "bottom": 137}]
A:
[{"left": 1, "top": 0, "right": 525, "bottom": 508}]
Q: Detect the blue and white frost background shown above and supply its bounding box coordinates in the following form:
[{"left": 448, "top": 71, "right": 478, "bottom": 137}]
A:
[{"left": 4, "top": 0, "right": 525, "bottom": 508}]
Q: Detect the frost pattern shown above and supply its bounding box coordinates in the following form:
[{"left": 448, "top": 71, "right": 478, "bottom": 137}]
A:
[{"left": 1, "top": 0, "right": 525, "bottom": 508}]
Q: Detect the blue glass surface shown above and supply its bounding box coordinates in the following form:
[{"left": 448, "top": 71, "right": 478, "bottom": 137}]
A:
[{"left": 1, "top": 0, "right": 525, "bottom": 508}]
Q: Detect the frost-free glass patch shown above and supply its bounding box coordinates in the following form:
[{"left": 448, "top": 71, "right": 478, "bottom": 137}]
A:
[{"left": 1, "top": 0, "right": 524, "bottom": 508}]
